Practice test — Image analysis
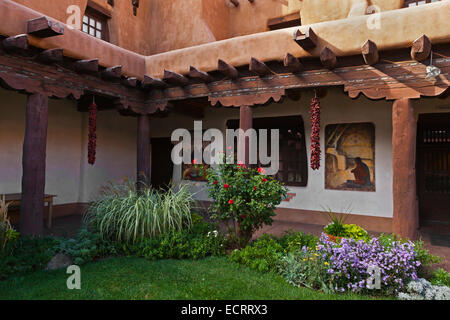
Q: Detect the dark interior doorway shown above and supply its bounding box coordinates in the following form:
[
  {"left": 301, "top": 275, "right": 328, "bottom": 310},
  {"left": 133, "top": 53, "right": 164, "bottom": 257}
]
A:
[
  {"left": 416, "top": 113, "right": 450, "bottom": 226},
  {"left": 151, "top": 137, "right": 174, "bottom": 190}
]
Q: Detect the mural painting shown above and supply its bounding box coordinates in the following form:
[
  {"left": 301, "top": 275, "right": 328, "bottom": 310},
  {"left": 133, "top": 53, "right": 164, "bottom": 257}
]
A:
[{"left": 325, "top": 123, "right": 375, "bottom": 192}]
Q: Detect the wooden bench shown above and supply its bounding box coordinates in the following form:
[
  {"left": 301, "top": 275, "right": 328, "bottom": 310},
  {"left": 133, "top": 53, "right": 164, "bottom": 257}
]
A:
[{"left": 4, "top": 193, "right": 56, "bottom": 228}]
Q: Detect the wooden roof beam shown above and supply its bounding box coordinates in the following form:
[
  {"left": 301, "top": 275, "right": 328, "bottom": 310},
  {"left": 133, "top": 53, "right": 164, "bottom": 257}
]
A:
[
  {"left": 293, "top": 27, "right": 318, "bottom": 50},
  {"left": 142, "top": 75, "right": 167, "bottom": 90},
  {"left": 411, "top": 35, "right": 431, "bottom": 62},
  {"left": 362, "top": 40, "right": 379, "bottom": 65},
  {"left": 163, "top": 69, "right": 190, "bottom": 86},
  {"left": 189, "top": 66, "right": 213, "bottom": 83},
  {"left": 27, "top": 16, "right": 64, "bottom": 38},
  {"left": 122, "top": 77, "right": 138, "bottom": 88},
  {"left": 101, "top": 65, "right": 122, "bottom": 80},
  {"left": 38, "top": 48, "right": 63, "bottom": 64},
  {"left": 2, "top": 34, "right": 28, "bottom": 51},
  {"left": 250, "top": 57, "right": 274, "bottom": 76},
  {"left": 74, "top": 59, "right": 99, "bottom": 73},
  {"left": 284, "top": 53, "right": 303, "bottom": 73},
  {"left": 320, "top": 47, "right": 337, "bottom": 70},
  {"left": 218, "top": 59, "right": 239, "bottom": 80}
]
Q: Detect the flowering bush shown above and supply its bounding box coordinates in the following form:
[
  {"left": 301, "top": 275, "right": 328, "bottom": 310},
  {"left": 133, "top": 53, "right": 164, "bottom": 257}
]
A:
[
  {"left": 398, "top": 278, "right": 450, "bottom": 300},
  {"left": 205, "top": 160, "right": 287, "bottom": 246},
  {"left": 317, "top": 233, "right": 420, "bottom": 295}
]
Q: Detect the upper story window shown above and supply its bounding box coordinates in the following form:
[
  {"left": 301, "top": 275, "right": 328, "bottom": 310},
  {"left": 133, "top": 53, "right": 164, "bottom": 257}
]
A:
[
  {"left": 404, "top": 0, "right": 442, "bottom": 7},
  {"left": 82, "top": 2, "right": 111, "bottom": 42}
]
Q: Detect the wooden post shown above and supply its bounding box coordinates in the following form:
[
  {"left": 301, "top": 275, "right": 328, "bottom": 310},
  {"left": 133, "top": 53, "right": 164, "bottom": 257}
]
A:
[
  {"left": 20, "top": 93, "right": 48, "bottom": 236},
  {"left": 137, "top": 114, "right": 151, "bottom": 189},
  {"left": 392, "top": 98, "right": 419, "bottom": 240},
  {"left": 239, "top": 105, "right": 253, "bottom": 166}
]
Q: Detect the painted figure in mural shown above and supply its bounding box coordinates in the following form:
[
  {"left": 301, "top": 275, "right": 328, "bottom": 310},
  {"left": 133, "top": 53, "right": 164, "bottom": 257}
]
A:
[{"left": 351, "top": 157, "right": 371, "bottom": 186}]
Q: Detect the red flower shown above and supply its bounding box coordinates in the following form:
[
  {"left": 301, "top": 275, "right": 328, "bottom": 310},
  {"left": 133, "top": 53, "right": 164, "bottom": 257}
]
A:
[
  {"left": 224, "top": 184, "right": 230, "bottom": 189},
  {"left": 262, "top": 178, "right": 268, "bottom": 182},
  {"left": 241, "top": 214, "right": 246, "bottom": 219},
  {"left": 253, "top": 186, "right": 257, "bottom": 191},
  {"left": 229, "top": 199, "right": 234, "bottom": 205},
  {"left": 237, "top": 162, "right": 246, "bottom": 169},
  {"left": 192, "top": 158, "right": 198, "bottom": 165},
  {"left": 213, "top": 180, "right": 218, "bottom": 185},
  {"left": 258, "top": 168, "right": 266, "bottom": 174}
]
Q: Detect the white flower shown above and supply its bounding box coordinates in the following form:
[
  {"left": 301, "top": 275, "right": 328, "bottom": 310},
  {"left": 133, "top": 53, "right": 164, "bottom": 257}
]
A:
[{"left": 399, "top": 279, "right": 450, "bottom": 300}]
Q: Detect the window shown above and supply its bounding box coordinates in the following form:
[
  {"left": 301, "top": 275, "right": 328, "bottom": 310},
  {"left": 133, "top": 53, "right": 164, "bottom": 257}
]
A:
[
  {"left": 267, "top": 12, "right": 301, "bottom": 31},
  {"left": 82, "top": 2, "right": 111, "bottom": 42},
  {"left": 227, "top": 116, "right": 308, "bottom": 187},
  {"left": 404, "top": 0, "right": 441, "bottom": 7}
]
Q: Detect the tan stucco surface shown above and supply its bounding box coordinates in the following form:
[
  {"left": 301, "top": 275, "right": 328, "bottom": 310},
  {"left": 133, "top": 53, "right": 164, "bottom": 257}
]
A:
[
  {"left": 1, "top": 0, "right": 146, "bottom": 78},
  {"left": 300, "top": 0, "right": 405, "bottom": 25},
  {"left": 2, "top": 1, "right": 449, "bottom": 80},
  {"left": 145, "top": 1, "right": 450, "bottom": 78},
  {"left": 12, "top": 0, "right": 153, "bottom": 55}
]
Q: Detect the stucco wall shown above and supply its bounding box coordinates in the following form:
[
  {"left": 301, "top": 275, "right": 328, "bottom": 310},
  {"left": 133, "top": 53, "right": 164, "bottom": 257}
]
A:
[
  {"left": 146, "top": 90, "right": 449, "bottom": 219},
  {"left": 300, "top": 0, "right": 404, "bottom": 25},
  {"left": 0, "top": 88, "right": 137, "bottom": 205},
  {"left": 12, "top": 0, "right": 152, "bottom": 55},
  {"left": 145, "top": 88, "right": 394, "bottom": 218}
]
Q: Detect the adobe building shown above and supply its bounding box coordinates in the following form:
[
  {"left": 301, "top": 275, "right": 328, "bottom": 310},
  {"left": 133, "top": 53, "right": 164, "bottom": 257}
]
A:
[{"left": 0, "top": 0, "right": 449, "bottom": 239}]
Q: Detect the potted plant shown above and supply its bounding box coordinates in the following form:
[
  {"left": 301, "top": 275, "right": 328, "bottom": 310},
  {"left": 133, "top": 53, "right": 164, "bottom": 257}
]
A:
[{"left": 322, "top": 207, "right": 348, "bottom": 243}]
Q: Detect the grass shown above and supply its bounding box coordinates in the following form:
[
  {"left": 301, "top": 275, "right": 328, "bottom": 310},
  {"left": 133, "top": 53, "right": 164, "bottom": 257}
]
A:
[{"left": 0, "top": 256, "right": 387, "bottom": 300}]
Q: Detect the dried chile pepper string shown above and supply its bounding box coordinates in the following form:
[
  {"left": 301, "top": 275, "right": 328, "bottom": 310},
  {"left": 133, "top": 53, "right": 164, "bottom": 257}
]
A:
[
  {"left": 310, "top": 92, "right": 321, "bottom": 170},
  {"left": 88, "top": 97, "right": 97, "bottom": 165}
]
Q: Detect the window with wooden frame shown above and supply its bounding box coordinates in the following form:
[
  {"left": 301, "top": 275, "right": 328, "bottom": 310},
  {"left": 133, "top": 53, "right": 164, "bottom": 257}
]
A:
[
  {"left": 404, "top": 0, "right": 442, "bottom": 7},
  {"left": 227, "top": 116, "right": 308, "bottom": 187},
  {"left": 82, "top": 1, "right": 111, "bottom": 42},
  {"left": 267, "top": 12, "right": 301, "bottom": 31}
]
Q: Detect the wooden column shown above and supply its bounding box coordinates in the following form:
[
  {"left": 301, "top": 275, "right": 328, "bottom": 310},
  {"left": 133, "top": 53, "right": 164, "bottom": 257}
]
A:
[
  {"left": 137, "top": 114, "right": 151, "bottom": 189},
  {"left": 239, "top": 105, "right": 253, "bottom": 166},
  {"left": 392, "top": 98, "right": 419, "bottom": 240},
  {"left": 20, "top": 93, "right": 48, "bottom": 236}
]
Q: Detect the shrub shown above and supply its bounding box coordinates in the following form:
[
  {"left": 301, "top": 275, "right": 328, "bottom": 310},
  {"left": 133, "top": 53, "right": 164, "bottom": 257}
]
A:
[
  {"left": 0, "top": 236, "right": 59, "bottom": 280},
  {"left": 229, "top": 232, "right": 318, "bottom": 273},
  {"left": 84, "top": 181, "right": 195, "bottom": 243},
  {"left": 279, "top": 247, "right": 334, "bottom": 293},
  {"left": 124, "top": 218, "right": 226, "bottom": 260},
  {"left": 398, "top": 278, "right": 450, "bottom": 300},
  {"left": 341, "top": 224, "right": 370, "bottom": 242},
  {"left": 430, "top": 268, "right": 450, "bottom": 287},
  {"left": 58, "top": 228, "right": 119, "bottom": 265},
  {"left": 278, "top": 231, "right": 318, "bottom": 252},
  {"left": 229, "top": 234, "right": 284, "bottom": 273},
  {"left": 205, "top": 159, "right": 287, "bottom": 247},
  {"left": 317, "top": 233, "right": 420, "bottom": 295}
]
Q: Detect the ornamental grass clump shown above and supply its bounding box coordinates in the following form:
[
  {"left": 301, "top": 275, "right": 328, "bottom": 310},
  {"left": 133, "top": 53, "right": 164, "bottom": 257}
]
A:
[
  {"left": 317, "top": 233, "right": 420, "bottom": 295},
  {"left": 84, "top": 181, "right": 195, "bottom": 244}
]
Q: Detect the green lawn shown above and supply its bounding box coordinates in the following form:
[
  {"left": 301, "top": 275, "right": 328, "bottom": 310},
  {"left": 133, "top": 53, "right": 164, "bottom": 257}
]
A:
[{"left": 0, "top": 256, "right": 387, "bottom": 300}]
